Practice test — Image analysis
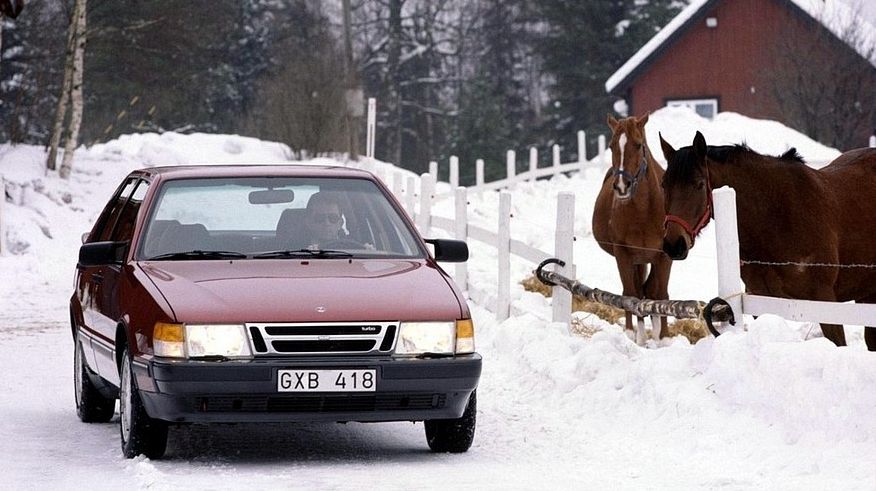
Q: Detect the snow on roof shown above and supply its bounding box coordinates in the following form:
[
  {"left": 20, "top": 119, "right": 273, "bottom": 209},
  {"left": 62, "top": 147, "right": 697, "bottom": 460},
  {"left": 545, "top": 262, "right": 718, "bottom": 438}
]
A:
[{"left": 605, "top": 0, "right": 876, "bottom": 94}]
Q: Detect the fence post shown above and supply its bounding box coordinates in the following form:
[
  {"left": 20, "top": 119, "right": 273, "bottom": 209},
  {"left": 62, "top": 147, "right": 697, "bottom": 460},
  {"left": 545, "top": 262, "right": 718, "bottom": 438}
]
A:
[
  {"left": 497, "top": 191, "right": 512, "bottom": 321},
  {"left": 405, "top": 176, "right": 416, "bottom": 215},
  {"left": 870, "top": 135, "right": 875, "bottom": 148},
  {"left": 366, "top": 98, "right": 376, "bottom": 159},
  {"left": 455, "top": 186, "right": 468, "bottom": 291},
  {"left": 577, "top": 130, "right": 587, "bottom": 168},
  {"left": 713, "top": 187, "right": 744, "bottom": 319},
  {"left": 417, "top": 173, "right": 434, "bottom": 235},
  {"left": 429, "top": 161, "right": 438, "bottom": 182},
  {"left": 552, "top": 192, "right": 575, "bottom": 324},
  {"left": 598, "top": 134, "right": 607, "bottom": 166},
  {"left": 506, "top": 150, "right": 516, "bottom": 185},
  {"left": 476, "top": 159, "right": 485, "bottom": 187},
  {"left": 529, "top": 147, "right": 537, "bottom": 182},
  {"left": 450, "top": 155, "right": 459, "bottom": 188},
  {"left": 552, "top": 144, "right": 561, "bottom": 168}
]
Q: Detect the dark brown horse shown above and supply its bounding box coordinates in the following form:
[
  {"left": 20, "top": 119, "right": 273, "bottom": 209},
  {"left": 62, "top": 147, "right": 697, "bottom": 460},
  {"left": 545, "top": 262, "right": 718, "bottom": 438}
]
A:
[
  {"left": 0, "top": 0, "right": 23, "bottom": 18},
  {"left": 593, "top": 114, "right": 672, "bottom": 344},
  {"left": 661, "top": 131, "right": 876, "bottom": 351}
]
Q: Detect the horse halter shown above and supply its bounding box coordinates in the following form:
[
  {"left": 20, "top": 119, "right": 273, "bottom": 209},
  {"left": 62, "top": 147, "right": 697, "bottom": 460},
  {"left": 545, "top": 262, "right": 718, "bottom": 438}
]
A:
[
  {"left": 663, "top": 164, "right": 714, "bottom": 243},
  {"left": 612, "top": 148, "right": 649, "bottom": 198}
]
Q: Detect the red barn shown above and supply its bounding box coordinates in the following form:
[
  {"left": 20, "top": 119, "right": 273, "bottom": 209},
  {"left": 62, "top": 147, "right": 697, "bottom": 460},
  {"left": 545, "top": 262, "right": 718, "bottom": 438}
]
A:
[{"left": 606, "top": 0, "right": 876, "bottom": 148}]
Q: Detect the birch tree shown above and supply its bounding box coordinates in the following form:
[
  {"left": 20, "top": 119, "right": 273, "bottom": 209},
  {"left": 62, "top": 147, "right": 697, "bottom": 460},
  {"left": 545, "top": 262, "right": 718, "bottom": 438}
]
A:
[
  {"left": 46, "top": 2, "right": 78, "bottom": 172},
  {"left": 59, "top": 0, "right": 86, "bottom": 179},
  {"left": 46, "top": 0, "right": 86, "bottom": 177}
]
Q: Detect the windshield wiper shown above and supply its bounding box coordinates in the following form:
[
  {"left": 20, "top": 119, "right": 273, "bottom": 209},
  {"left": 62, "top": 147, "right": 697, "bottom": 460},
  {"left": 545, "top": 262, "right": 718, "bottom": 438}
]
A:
[
  {"left": 147, "top": 250, "right": 248, "bottom": 261},
  {"left": 253, "top": 248, "right": 353, "bottom": 259}
]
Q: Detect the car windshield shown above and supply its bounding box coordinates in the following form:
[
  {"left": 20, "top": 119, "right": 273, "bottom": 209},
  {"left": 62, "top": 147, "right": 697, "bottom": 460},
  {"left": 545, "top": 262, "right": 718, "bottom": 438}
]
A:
[{"left": 137, "top": 176, "right": 424, "bottom": 260}]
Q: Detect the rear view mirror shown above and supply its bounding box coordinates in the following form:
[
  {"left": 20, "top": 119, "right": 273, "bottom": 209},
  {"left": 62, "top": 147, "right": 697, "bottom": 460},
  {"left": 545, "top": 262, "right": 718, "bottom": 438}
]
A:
[
  {"left": 249, "top": 189, "right": 295, "bottom": 204},
  {"left": 79, "top": 241, "right": 127, "bottom": 267},
  {"left": 425, "top": 239, "right": 469, "bottom": 263}
]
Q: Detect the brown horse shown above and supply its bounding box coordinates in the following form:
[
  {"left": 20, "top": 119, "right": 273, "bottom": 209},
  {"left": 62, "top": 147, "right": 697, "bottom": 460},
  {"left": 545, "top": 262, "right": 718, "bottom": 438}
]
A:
[
  {"left": 661, "top": 131, "right": 876, "bottom": 351},
  {"left": 593, "top": 114, "right": 672, "bottom": 344},
  {"left": 0, "top": 0, "right": 23, "bottom": 18}
]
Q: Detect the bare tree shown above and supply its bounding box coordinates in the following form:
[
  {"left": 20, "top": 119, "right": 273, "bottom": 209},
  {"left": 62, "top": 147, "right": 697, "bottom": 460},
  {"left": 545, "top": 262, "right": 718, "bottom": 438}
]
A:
[
  {"left": 59, "top": 0, "right": 86, "bottom": 179},
  {"left": 765, "top": 5, "right": 876, "bottom": 149},
  {"left": 46, "top": 2, "right": 78, "bottom": 171}
]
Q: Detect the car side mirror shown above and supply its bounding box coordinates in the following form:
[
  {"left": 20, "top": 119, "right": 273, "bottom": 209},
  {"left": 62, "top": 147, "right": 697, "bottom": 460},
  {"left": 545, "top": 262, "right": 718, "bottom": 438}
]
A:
[
  {"left": 79, "top": 241, "right": 128, "bottom": 267},
  {"left": 81, "top": 232, "right": 90, "bottom": 244},
  {"left": 424, "top": 239, "right": 468, "bottom": 263}
]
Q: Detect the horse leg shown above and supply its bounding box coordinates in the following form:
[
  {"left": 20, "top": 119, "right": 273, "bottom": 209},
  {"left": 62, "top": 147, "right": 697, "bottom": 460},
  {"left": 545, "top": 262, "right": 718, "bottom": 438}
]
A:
[
  {"left": 854, "top": 295, "right": 876, "bottom": 352},
  {"left": 615, "top": 254, "right": 645, "bottom": 344},
  {"left": 644, "top": 255, "right": 672, "bottom": 340}
]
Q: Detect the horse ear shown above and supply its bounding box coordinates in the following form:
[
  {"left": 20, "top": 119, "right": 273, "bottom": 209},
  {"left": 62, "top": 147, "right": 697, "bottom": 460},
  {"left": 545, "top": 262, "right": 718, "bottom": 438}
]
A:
[
  {"left": 693, "top": 131, "right": 707, "bottom": 159},
  {"left": 636, "top": 112, "right": 649, "bottom": 127},
  {"left": 607, "top": 114, "right": 619, "bottom": 130},
  {"left": 659, "top": 133, "right": 676, "bottom": 162}
]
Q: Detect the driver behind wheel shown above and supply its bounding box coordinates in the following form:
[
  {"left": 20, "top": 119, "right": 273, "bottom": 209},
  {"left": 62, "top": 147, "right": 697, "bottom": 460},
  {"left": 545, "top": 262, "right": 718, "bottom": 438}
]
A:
[{"left": 303, "top": 192, "right": 344, "bottom": 248}]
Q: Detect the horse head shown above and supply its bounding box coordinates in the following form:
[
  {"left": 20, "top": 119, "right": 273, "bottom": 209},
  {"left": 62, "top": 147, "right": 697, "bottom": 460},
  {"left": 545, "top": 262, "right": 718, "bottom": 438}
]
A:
[
  {"left": 606, "top": 113, "right": 651, "bottom": 201},
  {"left": 660, "top": 131, "right": 713, "bottom": 260},
  {"left": 0, "top": 0, "right": 24, "bottom": 18}
]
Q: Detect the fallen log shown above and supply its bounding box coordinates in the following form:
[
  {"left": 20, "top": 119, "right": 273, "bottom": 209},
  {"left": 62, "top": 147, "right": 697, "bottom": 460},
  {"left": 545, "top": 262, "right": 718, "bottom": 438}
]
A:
[{"left": 535, "top": 258, "right": 735, "bottom": 337}]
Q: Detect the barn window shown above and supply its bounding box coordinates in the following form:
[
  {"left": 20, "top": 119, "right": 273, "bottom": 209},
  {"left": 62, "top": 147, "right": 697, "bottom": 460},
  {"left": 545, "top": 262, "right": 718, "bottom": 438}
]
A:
[{"left": 666, "top": 98, "right": 719, "bottom": 119}]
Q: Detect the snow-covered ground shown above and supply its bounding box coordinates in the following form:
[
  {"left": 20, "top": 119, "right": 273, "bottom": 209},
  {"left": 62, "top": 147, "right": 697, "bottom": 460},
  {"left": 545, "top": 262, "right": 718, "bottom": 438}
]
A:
[{"left": 1, "top": 108, "right": 875, "bottom": 489}]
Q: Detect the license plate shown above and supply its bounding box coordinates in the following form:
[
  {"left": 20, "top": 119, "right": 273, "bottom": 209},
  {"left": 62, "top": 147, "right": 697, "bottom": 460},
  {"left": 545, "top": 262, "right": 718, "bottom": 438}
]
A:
[{"left": 277, "top": 369, "right": 376, "bottom": 392}]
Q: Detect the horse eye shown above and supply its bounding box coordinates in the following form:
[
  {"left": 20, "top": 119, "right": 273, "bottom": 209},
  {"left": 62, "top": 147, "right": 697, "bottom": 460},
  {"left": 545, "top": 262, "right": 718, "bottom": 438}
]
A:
[
  {"left": 636, "top": 143, "right": 643, "bottom": 150},
  {"left": 697, "top": 181, "right": 706, "bottom": 190}
]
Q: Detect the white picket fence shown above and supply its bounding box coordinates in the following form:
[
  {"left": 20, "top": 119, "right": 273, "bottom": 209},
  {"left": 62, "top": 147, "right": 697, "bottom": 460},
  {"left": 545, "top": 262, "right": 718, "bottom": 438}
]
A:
[
  {"left": 356, "top": 133, "right": 612, "bottom": 324},
  {"left": 713, "top": 187, "right": 876, "bottom": 328}
]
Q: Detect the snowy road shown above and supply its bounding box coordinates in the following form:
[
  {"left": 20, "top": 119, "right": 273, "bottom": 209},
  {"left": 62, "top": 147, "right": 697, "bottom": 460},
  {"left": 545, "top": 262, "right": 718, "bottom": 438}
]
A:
[{"left": 0, "top": 312, "right": 605, "bottom": 491}]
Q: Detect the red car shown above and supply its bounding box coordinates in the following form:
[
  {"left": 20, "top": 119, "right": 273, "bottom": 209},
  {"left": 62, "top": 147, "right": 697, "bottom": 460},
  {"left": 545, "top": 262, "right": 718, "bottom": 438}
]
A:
[{"left": 71, "top": 165, "right": 480, "bottom": 458}]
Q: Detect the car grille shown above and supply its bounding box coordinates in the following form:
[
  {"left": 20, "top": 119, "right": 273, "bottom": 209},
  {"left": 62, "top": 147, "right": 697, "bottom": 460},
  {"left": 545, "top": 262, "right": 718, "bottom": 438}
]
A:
[
  {"left": 195, "top": 394, "right": 446, "bottom": 413},
  {"left": 246, "top": 322, "right": 397, "bottom": 356}
]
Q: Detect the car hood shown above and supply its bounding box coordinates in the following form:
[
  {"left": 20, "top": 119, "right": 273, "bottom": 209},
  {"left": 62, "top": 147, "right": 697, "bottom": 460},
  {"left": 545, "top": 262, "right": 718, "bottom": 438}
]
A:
[{"left": 138, "top": 259, "right": 464, "bottom": 323}]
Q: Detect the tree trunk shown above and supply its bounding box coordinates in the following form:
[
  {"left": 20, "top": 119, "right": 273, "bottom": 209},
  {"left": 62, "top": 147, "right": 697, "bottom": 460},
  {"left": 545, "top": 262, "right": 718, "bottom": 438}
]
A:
[
  {"left": 59, "top": 0, "right": 87, "bottom": 180},
  {"left": 387, "top": 0, "right": 403, "bottom": 165},
  {"left": 47, "top": 3, "right": 79, "bottom": 172}
]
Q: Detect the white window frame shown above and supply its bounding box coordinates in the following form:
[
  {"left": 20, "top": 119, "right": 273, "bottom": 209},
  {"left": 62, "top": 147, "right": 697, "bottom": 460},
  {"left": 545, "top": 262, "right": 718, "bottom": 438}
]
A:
[{"left": 666, "top": 98, "right": 719, "bottom": 119}]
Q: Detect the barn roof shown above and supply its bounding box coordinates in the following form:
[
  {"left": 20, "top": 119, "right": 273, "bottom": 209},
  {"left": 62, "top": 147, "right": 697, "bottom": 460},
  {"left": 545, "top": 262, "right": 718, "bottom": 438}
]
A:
[{"left": 605, "top": 0, "right": 876, "bottom": 95}]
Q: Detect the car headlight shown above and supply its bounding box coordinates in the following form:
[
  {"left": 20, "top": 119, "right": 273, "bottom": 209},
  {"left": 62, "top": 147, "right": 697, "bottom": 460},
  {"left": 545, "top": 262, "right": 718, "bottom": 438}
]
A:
[
  {"left": 395, "top": 320, "right": 475, "bottom": 356},
  {"left": 186, "top": 324, "right": 252, "bottom": 358},
  {"left": 153, "top": 323, "right": 252, "bottom": 359}
]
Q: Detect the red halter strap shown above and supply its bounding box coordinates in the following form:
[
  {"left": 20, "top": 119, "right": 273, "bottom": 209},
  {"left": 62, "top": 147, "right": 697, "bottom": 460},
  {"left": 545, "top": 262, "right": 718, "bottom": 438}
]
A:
[{"left": 663, "top": 164, "right": 714, "bottom": 242}]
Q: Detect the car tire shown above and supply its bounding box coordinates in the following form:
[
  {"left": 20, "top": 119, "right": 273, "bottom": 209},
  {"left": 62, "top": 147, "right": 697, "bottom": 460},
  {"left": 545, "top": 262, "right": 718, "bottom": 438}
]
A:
[
  {"left": 119, "top": 346, "right": 168, "bottom": 459},
  {"left": 425, "top": 390, "right": 476, "bottom": 453},
  {"left": 74, "top": 331, "right": 115, "bottom": 423}
]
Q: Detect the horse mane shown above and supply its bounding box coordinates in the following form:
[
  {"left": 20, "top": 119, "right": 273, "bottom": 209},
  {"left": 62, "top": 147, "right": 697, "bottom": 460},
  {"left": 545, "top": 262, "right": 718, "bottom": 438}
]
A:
[
  {"left": 666, "top": 143, "right": 806, "bottom": 183},
  {"left": 706, "top": 144, "right": 805, "bottom": 164}
]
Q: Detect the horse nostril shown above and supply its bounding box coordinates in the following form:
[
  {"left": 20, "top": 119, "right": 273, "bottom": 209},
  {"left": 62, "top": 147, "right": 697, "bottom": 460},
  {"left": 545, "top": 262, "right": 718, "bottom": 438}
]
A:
[{"left": 663, "top": 237, "right": 688, "bottom": 260}]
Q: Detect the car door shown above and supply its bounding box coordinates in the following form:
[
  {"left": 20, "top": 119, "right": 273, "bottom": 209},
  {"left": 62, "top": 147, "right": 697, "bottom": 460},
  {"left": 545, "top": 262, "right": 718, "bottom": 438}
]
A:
[{"left": 94, "top": 179, "right": 150, "bottom": 384}]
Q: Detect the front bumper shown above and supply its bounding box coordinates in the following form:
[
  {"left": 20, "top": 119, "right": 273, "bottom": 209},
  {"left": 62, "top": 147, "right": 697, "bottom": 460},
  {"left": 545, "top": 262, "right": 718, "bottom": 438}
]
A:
[{"left": 136, "top": 354, "right": 481, "bottom": 423}]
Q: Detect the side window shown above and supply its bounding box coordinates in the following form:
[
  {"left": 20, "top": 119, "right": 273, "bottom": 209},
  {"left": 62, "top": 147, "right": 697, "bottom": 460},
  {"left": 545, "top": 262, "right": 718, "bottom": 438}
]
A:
[
  {"left": 111, "top": 180, "right": 150, "bottom": 243},
  {"left": 91, "top": 178, "right": 137, "bottom": 242}
]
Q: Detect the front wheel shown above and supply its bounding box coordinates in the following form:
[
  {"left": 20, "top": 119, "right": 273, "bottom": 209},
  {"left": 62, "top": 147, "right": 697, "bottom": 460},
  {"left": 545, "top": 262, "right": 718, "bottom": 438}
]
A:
[
  {"left": 73, "top": 331, "right": 115, "bottom": 423},
  {"left": 425, "top": 391, "right": 477, "bottom": 453},
  {"left": 119, "top": 347, "right": 167, "bottom": 459}
]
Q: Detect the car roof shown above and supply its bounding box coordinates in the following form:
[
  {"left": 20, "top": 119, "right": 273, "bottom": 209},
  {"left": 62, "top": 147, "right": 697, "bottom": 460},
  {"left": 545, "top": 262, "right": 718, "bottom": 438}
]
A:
[{"left": 131, "top": 164, "right": 377, "bottom": 181}]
